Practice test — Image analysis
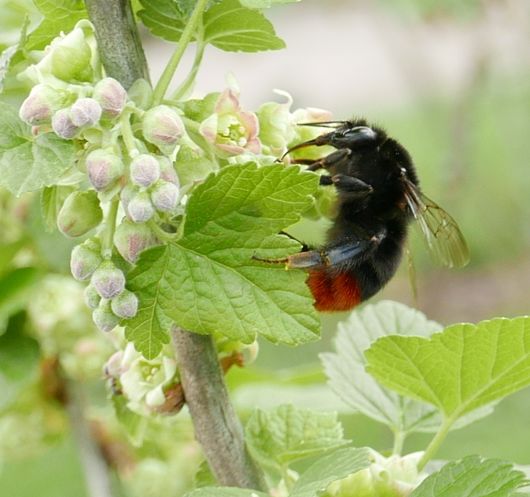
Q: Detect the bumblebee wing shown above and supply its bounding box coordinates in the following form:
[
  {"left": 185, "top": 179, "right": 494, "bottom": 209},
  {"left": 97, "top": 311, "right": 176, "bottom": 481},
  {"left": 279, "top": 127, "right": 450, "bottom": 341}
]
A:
[{"left": 404, "top": 181, "right": 470, "bottom": 268}]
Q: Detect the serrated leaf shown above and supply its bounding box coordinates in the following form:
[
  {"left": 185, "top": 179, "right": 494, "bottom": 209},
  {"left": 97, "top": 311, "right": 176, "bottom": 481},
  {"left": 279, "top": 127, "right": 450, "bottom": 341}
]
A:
[
  {"left": 125, "top": 247, "right": 174, "bottom": 359},
  {"left": 0, "top": 102, "right": 28, "bottom": 150},
  {"left": 0, "top": 132, "right": 76, "bottom": 196},
  {"left": 410, "top": 456, "right": 527, "bottom": 497},
  {"left": 137, "top": 0, "right": 186, "bottom": 42},
  {"left": 25, "top": 0, "right": 87, "bottom": 50},
  {"left": 245, "top": 405, "right": 348, "bottom": 472},
  {"left": 203, "top": 0, "right": 286, "bottom": 52},
  {"left": 125, "top": 163, "right": 320, "bottom": 358},
  {"left": 290, "top": 447, "right": 371, "bottom": 497},
  {"left": 240, "top": 0, "right": 300, "bottom": 7},
  {"left": 321, "top": 301, "right": 444, "bottom": 434},
  {"left": 184, "top": 488, "right": 268, "bottom": 497},
  {"left": 365, "top": 316, "right": 530, "bottom": 422}
]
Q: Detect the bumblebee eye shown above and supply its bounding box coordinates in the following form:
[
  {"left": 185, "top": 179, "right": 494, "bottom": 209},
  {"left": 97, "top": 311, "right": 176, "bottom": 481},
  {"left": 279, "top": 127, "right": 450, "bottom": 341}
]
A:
[
  {"left": 331, "top": 126, "right": 377, "bottom": 148},
  {"left": 345, "top": 126, "right": 377, "bottom": 139}
]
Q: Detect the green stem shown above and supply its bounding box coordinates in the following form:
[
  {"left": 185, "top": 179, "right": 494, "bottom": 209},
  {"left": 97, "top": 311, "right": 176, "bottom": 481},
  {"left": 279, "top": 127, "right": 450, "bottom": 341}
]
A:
[
  {"left": 171, "top": 41, "right": 206, "bottom": 101},
  {"left": 392, "top": 429, "right": 405, "bottom": 456},
  {"left": 417, "top": 416, "right": 455, "bottom": 471},
  {"left": 152, "top": 0, "right": 209, "bottom": 105},
  {"left": 102, "top": 198, "right": 119, "bottom": 258},
  {"left": 148, "top": 219, "right": 176, "bottom": 243},
  {"left": 120, "top": 110, "right": 137, "bottom": 157}
]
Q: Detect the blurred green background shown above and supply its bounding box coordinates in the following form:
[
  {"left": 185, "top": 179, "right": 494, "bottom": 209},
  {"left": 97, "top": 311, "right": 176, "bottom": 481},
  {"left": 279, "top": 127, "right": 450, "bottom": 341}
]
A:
[{"left": 0, "top": 0, "right": 529, "bottom": 495}]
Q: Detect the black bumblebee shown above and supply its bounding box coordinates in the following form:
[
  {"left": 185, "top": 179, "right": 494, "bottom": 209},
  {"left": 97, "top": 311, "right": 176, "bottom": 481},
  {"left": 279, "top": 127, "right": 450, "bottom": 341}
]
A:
[{"left": 260, "top": 119, "right": 469, "bottom": 311}]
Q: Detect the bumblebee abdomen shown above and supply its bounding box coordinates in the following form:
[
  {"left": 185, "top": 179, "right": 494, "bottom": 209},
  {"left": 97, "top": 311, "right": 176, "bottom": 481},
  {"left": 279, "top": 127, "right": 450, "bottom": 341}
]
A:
[{"left": 307, "top": 270, "right": 362, "bottom": 312}]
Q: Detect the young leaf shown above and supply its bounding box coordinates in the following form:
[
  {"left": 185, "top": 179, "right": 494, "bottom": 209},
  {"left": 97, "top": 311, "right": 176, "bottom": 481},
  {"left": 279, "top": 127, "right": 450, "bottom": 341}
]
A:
[
  {"left": 126, "top": 163, "right": 320, "bottom": 358},
  {"left": 365, "top": 316, "right": 530, "bottom": 422},
  {"left": 245, "top": 405, "right": 348, "bottom": 472},
  {"left": 321, "top": 301, "right": 446, "bottom": 434},
  {"left": 0, "top": 102, "right": 27, "bottom": 150},
  {"left": 203, "top": 0, "right": 286, "bottom": 52},
  {"left": 26, "top": 0, "right": 87, "bottom": 50},
  {"left": 410, "top": 456, "right": 527, "bottom": 497},
  {"left": 0, "top": 132, "right": 76, "bottom": 196},
  {"left": 124, "top": 246, "right": 174, "bottom": 359},
  {"left": 289, "top": 447, "right": 371, "bottom": 497},
  {"left": 0, "top": 17, "right": 30, "bottom": 92},
  {"left": 184, "top": 488, "right": 268, "bottom": 497},
  {"left": 41, "top": 185, "right": 76, "bottom": 232},
  {"left": 137, "top": 0, "right": 187, "bottom": 42}
]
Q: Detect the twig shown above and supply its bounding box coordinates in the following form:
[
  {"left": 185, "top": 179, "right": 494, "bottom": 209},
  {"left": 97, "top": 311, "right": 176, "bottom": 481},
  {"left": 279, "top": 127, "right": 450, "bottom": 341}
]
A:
[
  {"left": 171, "top": 326, "right": 267, "bottom": 490},
  {"left": 84, "top": 0, "right": 150, "bottom": 89}
]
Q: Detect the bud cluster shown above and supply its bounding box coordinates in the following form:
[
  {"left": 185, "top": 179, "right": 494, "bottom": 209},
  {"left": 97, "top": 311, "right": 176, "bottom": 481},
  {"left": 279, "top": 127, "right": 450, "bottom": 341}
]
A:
[{"left": 70, "top": 239, "right": 139, "bottom": 332}]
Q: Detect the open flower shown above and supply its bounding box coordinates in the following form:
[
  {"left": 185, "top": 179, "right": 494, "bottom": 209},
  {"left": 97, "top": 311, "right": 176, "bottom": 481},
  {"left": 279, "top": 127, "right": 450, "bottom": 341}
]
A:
[{"left": 199, "top": 87, "right": 261, "bottom": 156}]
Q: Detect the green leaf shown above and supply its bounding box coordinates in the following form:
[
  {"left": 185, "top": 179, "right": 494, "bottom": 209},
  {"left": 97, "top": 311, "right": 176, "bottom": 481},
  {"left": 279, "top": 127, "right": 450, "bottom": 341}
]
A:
[
  {"left": 126, "top": 163, "right": 320, "bottom": 358},
  {"left": 240, "top": 0, "right": 300, "bottom": 7},
  {"left": 125, "top": 247, "right": 174, "bottom": 359},
  {"left": 137, "top": 0, "right": 186, "bottom": 42},
  {"left": 0, "top": 102, "right": 28, "bottom": 150},
  {"left": 26, "top": 0, "right": 87, "bottom": 50},
  {"left": 203, "top": 0, "right": 286, "bottom": 52},
  {"left": 184, "top": 488, "right": 268, "bottom": 497},
  {"left": 365, "top": 316, "right": 530, "bottom": 422},
  {"left": 410, "top": 456, "right": 527, "bottom": 497},
  {"left": 290, "top": 447, "right": 371, "bottom": 497},
  {"left": 321, "top": 301, "right": 444, "bottom": 434},
  {"left": 0, "top": 132, "right": 76, "bottom": 196},
  {"left": 245, "top": 405, "right": 348, "bottom": 473},
  {"left": 0, "top": 267, "right": 41, "bottom": 327}
]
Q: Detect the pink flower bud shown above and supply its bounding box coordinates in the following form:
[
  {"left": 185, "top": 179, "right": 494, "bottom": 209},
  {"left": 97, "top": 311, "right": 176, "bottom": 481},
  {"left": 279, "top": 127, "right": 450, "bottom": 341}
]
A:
[
  {"left": 20, "top": 84, "right": 64, "bottom": 125},
  {"left": 58, "top": 190, "right": 103, "bottom": 237},
  {"left": 142, "top": 105, "right": 184, "bottom": 151},
  {"left": 158, "top": 156, "right": 180, "bottom": 185},
  {"left": 91, "top": 262, "right": 126, "bottom": 299},
  {"left": 84, "top": 284, "right": 101, "bottom": 309},
  {"left": 113, "top": 219, "right": 159, "bottom": 263},
  {"left": 111, "top": 289, "right": 138, "bottom": 319},
  {"left": 51, "top": 108, "right": 79, "bottom": 139},
  {"left": 93, "top": 301, "right": 120, "bottom": 332},
  {"left": 150, "top": 181, "right": 179, "bottom": 213},
  {"left": 130, "top": 154, "right": 160, "bottom": 187},
  {"left": 86, "top": 148, "right": 124, "bottom": 191},
  {"left": 93, "top": 77, "right": 127, "bottom": 118},
  {"left": 70, "top": 97, "right": 102, "bottom": 127},
  {"left": 127, "top": 191, "right": 155, "bottom": 223},
  {"left": 70, "top": 238, "right": 102, "bottom": 281}
]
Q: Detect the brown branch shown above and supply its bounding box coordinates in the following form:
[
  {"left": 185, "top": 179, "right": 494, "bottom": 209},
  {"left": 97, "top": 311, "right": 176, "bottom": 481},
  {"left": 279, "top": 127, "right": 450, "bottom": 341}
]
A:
[{"left": 171, "top": 327, "right": 267, "bottom": 490}]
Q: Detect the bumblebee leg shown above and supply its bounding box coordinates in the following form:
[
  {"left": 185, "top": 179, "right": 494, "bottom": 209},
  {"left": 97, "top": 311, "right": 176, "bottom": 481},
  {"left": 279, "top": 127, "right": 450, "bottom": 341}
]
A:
[
  {"left": 253, "top": 231, "right": 385, "bottom": 270},
  {"left": 279, "top": 231, "right": 309, "bottom": 252},
  {"left": 329, "top": 174, "right": 373, "bottom": 195},
  {"left": 290, "top": 148, "right": 351, "bottom": 172}
]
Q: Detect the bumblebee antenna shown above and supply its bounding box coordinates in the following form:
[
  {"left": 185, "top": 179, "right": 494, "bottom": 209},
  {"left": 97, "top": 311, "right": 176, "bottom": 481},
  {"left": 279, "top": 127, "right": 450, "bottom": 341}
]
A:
[{"left": 297, "top": 120, "right": 347, "bottom": 128}]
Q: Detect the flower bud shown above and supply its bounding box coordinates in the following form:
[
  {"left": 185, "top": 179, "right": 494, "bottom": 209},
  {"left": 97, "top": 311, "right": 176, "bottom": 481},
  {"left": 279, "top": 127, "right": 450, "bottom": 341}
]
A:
[
  {"left": 93, "top": 77, "right": 127, "bottom": 118},
  {"left": 50, "top": 28, "right": 93, "bottom": 82},
  {"left": 157, "top": 156, "right": 180, "bottom": 185},
  {"left": 127, "top": 192, "right": 155, "bottom": 223},
  {"left": 83, "top": 284, "right": 101, "bottom": 309},
  {"left": 111, "top": 289, "right": 139, "bottom": 319},
  {"left": 150, "top": 181, "right": 179, "bottom": 213},
  {"left": 91, "top": 261, "right": 126, "bottom": 299},
  {"left": 58, "top": 190, "right": 103, "bottom": 237},
  {"left": 130, "top": 154, "right": 160, "bottom": 187},
  {"left": 93, "top": 300, "right": 121, "bottom": 332},
  {"left": 70, "top": 239, "right": 102, "bottom": 281},
  {"left": 142, "top": 105, "right": 184, "bottom": 152},
  {"left": 86, "top": 148, "right": 124, "bottom": 191},
  {"left": 51, "top": 108, "right": 79, "bottom": 139},
  {"left": 70, "top": 97, "right": 102, "bottom": 127},
  {"left": 19, "top": 84, "right": 64, "bottom": 125},
  {"left": 113, "top": 219, "right": 159, "bottom": 263}
]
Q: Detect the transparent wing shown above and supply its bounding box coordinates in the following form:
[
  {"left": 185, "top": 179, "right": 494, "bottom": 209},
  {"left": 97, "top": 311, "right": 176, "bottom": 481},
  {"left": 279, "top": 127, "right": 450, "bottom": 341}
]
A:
[{"left": 404, "top": 180, "right": 470, "bottom": 268}]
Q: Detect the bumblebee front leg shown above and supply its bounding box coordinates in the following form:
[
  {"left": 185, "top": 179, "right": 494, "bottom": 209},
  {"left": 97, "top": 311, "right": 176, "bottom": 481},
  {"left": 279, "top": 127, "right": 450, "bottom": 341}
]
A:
[{"left": 290, "top": 148, "right": 351, "bottom": 171}]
